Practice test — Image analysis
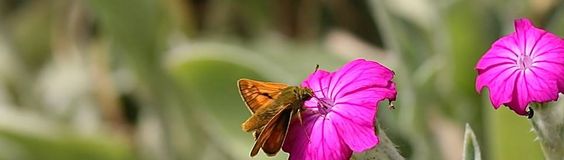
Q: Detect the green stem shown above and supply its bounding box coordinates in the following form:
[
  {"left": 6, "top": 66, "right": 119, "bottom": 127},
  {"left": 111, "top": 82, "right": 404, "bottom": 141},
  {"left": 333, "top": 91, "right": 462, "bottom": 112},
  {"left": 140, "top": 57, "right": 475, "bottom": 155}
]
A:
[
  {"left": 529, "top": 103, "right": 564, "bottom": 160},
  {"left": 352, "top": 127, "right": 405, "bottom": 160}
]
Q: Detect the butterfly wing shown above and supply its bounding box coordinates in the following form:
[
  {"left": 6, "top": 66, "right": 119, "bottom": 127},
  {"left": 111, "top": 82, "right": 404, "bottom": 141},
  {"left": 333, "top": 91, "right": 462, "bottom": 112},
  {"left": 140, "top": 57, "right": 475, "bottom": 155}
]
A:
[
  {"left": 261, "top": 108, "right": 293, "bottom": 156},
  {"left": 253, "top": 127, "right": 264, "bottom": 139},
  {"left": 250, "top": 107, "right": 292, "bottom": 157},
  {"left": 238, "top": 79, "right": 288, "bottom": 113}
]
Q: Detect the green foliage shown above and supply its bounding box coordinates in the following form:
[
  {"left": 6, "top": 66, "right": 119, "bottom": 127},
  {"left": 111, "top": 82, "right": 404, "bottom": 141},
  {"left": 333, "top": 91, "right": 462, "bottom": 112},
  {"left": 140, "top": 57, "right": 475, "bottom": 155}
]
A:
[
  {"left": 0, "top": 129, "right": 132, "bottom": 160},
  {"left": 0, "top": 0, "right": 561, "bottom": 159}
]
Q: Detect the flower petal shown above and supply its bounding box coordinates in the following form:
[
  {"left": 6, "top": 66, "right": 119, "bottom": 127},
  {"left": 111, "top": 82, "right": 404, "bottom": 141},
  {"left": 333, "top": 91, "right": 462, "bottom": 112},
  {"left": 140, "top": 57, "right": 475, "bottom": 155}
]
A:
[
  {"left": 307, "top": 117, "right": 351, "bottom": 160},
  {"left": 476, "top": 63, "right": 519, "bottom": 108},
  {"left": 302, "top": 70, "right": 331, "bottom": 94},
  {"left": 514, "top": 19, "right": 538, "bottom": 56},
  {"left": 507, "top": 70, "right": 559, "bottom": 115},
  {"left": 283, "top": 113, "right": 352, "bottom": 160},
  {"left": 530, "top": 34, "right": 564, "bottom": 93},
  {"left": 475, "top": 35, "right": 519, "bottom": 71},
  {"left": 326, "top": 59, "right": 394, "bottom": 101},
  {"left": 335, "top": 82, "right": 396, "bottom": 105},
  {"left": 282, "top": 111, "right": 318, "bottom": 159},
  {"left": 330, "top": 100, "right": 379, "bottom": 152}
]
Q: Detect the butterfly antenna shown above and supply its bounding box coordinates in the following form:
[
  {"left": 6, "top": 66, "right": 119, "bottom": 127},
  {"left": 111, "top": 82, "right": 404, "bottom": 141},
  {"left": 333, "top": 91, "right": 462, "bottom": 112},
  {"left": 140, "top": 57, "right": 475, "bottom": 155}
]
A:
[
  {"left": 312, "top": 87, "right": 329, "bottom": 93},
  {"left": 314, "top": 64, "right": 320, "bottom": 73}
]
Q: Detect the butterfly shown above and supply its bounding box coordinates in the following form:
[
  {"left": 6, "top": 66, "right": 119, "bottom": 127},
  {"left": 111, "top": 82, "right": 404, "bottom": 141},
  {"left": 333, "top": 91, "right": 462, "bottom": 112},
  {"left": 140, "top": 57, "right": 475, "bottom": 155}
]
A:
[{"left": 238, "top": 78, "right": 313, "bottom": 157}]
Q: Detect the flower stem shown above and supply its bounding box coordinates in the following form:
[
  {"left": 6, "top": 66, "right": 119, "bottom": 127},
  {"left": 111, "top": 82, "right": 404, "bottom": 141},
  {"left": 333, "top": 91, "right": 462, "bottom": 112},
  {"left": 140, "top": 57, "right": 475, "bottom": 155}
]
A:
[
  {"left": 529, "top": 103, "right": 564, "bottom": 160},
  {"left": 352, "top": 126, "right": 405, "bottom": 160}
]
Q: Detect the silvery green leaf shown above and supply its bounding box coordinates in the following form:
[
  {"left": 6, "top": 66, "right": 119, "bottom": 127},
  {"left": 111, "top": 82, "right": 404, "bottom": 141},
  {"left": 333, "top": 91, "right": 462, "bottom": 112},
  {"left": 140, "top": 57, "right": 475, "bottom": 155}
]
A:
[{"left": 462, "top": 123, "right": 481, "bottom": 160}]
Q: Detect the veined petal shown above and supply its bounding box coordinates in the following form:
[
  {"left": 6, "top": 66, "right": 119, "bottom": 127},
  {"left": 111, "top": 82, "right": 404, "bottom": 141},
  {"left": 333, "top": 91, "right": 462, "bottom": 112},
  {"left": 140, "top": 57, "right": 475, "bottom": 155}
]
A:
[
  {"left": 302, "top": 70, "right": 331, "bottom": 98},
  {"left": 477, "top": 62, "right": 522, "bottom": 110},
  {"left": 326, "top": 59, "right": 394, "bottom": 101},
  {"left": 476, "top": 36, "right": 520, "bottom": 70},
  {"left": 335, "top": 84, "right": 396, "bottom": 105},
  {"left": 507, "top": 70, "right": 559, "bottom": 115},
  {"left": 528, "top": 30, "right": 563, "bottom": 58},
  {"left": 306, "top": 117, "right": 351, "bottom": 160},
  {"left": 284, "top": 113, "right": 352, "bottom": 160},
  {"left": 531, "top": 36, "right": 564, "bottom": 93},
  {"left": 330, "top": 102, "right": 379, "bottom": 152},
  {"left": 282, "top": 111, "right": 318, "bottom": 159},
  {"left": 514, "top": 19, "right": 540, "bottom": 56},
  {"left": 477, "top": 63, "right": 519, "bottom": 108}
]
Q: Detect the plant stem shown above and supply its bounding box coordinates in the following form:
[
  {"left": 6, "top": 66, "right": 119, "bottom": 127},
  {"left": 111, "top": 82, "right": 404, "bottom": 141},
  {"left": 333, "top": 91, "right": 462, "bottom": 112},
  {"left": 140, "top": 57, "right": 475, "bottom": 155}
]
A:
[
  {"left": 352, "top": 127, "right": 405, "bottom": 160},
  {"left": 529, "top": 103, "right": 564, "bottom": 160}
]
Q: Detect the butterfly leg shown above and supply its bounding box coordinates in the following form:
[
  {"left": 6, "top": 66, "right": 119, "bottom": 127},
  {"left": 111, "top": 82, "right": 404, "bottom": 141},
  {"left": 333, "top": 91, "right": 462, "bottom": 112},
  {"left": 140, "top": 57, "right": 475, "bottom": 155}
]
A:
[{"left": 296, "top": 108, "right": 312, "bottom": 143}]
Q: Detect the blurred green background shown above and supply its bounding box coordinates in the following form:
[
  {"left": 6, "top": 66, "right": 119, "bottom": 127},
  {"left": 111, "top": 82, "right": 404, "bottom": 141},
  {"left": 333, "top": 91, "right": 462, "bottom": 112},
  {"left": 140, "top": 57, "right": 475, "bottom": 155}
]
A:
[{"left": 0, "top": 0, "right": 562, "bottom": 159}]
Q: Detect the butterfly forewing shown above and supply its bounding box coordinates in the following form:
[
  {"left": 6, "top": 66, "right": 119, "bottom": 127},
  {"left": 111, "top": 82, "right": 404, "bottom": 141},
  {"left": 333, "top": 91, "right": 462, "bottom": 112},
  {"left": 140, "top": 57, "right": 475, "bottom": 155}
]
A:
[{"left": 238, "top": 79, "right": 288, "bottom": 113}]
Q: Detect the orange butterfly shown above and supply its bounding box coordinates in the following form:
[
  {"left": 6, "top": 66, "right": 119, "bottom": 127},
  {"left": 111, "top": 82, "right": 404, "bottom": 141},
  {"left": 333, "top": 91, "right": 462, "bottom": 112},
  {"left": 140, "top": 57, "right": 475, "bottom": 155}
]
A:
[{"left": 238, "top": 79, "right": 313, "bottom": 157}]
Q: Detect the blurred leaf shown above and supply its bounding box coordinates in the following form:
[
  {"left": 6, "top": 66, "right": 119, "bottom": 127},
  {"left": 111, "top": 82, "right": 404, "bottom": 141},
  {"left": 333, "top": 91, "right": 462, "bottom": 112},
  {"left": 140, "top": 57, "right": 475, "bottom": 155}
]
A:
[
  {"left": 546, "top": 2, "right": 564, "bottom": 35},
  {"left": 462, "top": 124, "right": 481, "bottom": 160},
  {"left": 442, "top": 0, "right": 494, "bottom": 156},
  {"left": 171, "top": 59, "right": 262, "bottom": 137},
  {"left": 0, "top": 129, "right": 132, "bottom": 160},
  {"left": 87, "top": 0, "right": 166, "bottom": 71},
  {"left": 8, "top": 0, "right": 52, "bottom": 71},
  {"left": 86, "top": 0, "right": 195, "bottom": 159}
]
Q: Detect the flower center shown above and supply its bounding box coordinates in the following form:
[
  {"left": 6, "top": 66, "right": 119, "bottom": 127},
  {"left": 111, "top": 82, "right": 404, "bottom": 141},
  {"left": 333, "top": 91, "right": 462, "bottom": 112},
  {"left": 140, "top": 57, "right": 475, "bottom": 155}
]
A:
[
  {"left": 317, "top": 98, "right": 334, "bottom": 115},
  {"left": 517, "top": 54, "right": 533, "bottom": 70}
]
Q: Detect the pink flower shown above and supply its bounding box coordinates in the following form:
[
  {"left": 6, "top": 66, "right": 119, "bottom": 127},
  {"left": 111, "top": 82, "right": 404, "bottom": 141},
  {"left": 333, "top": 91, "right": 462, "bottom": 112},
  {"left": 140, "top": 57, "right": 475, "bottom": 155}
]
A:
[
  {"left": 476, "top": 18, "right": 564, "bottom": 115},
  {"left": 282, "top": 59, "right": 397, "bottom": 160}
]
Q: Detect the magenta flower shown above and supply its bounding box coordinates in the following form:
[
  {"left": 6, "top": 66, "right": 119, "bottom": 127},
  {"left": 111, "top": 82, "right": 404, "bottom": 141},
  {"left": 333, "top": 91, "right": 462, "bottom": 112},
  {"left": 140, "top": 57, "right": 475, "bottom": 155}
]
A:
[
  {"left": 282, "top": 59, "right": 397, "bottom": 159},
  {"left": 476, "top": 18, "right": 564, "bottom": 115}
]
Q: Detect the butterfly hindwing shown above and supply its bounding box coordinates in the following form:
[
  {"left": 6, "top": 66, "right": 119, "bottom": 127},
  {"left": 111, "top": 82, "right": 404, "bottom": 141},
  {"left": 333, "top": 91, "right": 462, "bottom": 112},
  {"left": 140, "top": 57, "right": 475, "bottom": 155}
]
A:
[
  {"left": 250, "top": 106, "right": 292, "bottom": 157},
  {"left": 261, "top": 108, "right": 293, "bottom": 156}
]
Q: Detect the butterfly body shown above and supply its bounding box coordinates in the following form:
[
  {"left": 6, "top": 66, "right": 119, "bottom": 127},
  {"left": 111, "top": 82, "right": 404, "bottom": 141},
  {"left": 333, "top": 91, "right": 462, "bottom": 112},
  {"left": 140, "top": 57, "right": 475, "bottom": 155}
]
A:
[
  {"left": 237, "top": 79, "right": 313, "bottom": 157},
  {"left": 242, "top": 86, "right": 311, "bottom": 132}
]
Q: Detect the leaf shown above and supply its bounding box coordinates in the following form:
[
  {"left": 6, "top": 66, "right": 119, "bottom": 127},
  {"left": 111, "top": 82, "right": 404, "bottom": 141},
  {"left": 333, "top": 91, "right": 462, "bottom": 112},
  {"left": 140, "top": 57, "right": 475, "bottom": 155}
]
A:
[{"left": 462, "top": 123, "right": 481, "bottom": 160}]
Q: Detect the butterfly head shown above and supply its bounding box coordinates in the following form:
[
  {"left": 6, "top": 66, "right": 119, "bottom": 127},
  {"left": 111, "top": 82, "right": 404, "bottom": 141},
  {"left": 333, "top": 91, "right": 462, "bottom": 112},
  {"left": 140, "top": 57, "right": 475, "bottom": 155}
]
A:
[{"left": 293, "top": 87, "right": 314, "bottom": 102}]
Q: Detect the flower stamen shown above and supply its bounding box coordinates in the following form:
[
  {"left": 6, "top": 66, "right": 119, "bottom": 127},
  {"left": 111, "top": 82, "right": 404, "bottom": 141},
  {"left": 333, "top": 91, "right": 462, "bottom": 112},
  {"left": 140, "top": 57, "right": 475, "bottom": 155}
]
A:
[
  {"left": 517, "top": 54, "right": 533, "bottom": 70},
  {"left": 317, "top": 98, "right": 334, "bottom": 115}
]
